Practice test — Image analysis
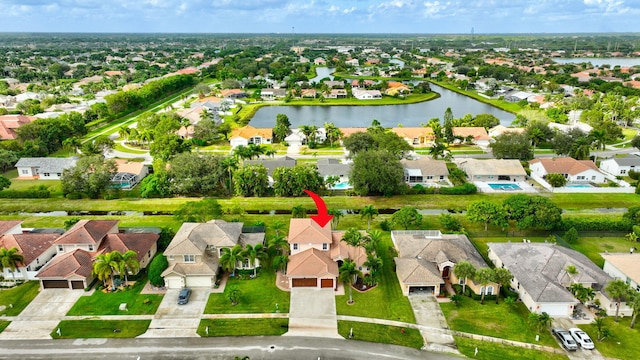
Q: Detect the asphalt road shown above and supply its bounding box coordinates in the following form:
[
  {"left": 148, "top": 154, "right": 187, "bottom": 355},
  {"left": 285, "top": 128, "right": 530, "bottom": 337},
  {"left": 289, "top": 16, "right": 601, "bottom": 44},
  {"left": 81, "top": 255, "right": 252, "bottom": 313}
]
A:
[{"left": 0, "top": 337, "right": 464, "bottom": 360}]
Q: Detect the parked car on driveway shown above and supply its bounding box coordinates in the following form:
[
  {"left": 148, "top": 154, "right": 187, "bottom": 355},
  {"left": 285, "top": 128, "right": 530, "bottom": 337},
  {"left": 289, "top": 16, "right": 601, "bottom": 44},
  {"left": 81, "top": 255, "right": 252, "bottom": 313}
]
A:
[
  {"left": 569, "top": 327, "right": 595, "bottom": 350},
  {"left": 552, "top": 328, "right": 578, "bottom": 351},
  {"left": 177, "top": 288, "right": 192, "bottom": 305}
]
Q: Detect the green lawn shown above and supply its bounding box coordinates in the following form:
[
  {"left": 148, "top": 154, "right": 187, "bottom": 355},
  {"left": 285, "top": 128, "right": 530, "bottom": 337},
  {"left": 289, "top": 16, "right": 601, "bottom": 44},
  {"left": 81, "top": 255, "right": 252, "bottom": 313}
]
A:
[
  {"left": 454, "top": 337, "right": 568, "bottom": 360},
  {"left": 0, "top": 281, "right": 40, "bottom": 316},
  {"left": 570, "top": 236, "right": 630, "bottom": 268},
  {"left": 338, "top": 321, "right": 424, "bottom": 350},
  {"left": 580, "top": 317, "right": 640, "bottom": 360},
  {"left": 0, "top": 321, "right": 10, "bottom": 333},
  {"left": 441, "top": 296, "right": 558, "bottom": 348},
  {"left": 198, "top": 318, "right": 288, "bottom": 337},
  {"left": 52, "top": 320, "right": 150, "bottom": 338},
  {"left": 204, "top": 271, "right": 290, "bottom": 314},
  {"left": 336, "top": 232, "right": 416, "bottom": 323},
  {"left": 66, "top": 277, "right": 162, "bottom": 316}
]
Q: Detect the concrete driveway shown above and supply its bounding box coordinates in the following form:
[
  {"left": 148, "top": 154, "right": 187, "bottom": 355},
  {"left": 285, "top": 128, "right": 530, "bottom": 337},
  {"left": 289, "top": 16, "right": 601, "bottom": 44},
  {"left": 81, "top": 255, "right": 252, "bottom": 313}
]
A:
[
  {"left": 552, "top": 317, "right": 606, "bottom": 360},
  {"left": 139, "top": 288, "right": 209, "bottom": 338},
  {"left": 284, "top": 288, "right": 341, "bottom": 338},
  {"left": 0, "top": 289, "right": 84, "bottom": 340},
  {"left": 408, "top": 294, "right": 458, "bottom": 353}
]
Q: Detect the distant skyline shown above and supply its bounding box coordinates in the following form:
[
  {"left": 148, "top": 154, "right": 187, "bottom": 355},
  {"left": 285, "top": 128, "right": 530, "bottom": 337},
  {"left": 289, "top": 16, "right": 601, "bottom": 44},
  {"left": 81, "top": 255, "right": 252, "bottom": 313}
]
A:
[{"left": 1, "top": 0, "right": 639, "bottom": 34}]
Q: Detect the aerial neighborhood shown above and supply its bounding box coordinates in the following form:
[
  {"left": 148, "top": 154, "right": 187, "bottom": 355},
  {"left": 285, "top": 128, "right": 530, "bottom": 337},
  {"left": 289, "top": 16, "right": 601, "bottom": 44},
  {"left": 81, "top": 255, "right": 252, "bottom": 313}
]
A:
[{"left": 2, "top": 32, "right": 640, "bottom": 360}]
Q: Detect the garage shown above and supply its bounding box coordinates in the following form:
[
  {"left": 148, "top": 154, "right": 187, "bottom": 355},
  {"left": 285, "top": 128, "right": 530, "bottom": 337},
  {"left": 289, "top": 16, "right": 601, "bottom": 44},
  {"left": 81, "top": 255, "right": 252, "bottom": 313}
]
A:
[
  {"left": 409, "top": 286, "right": 435, "bottom": 295},
  {"left": 164, "top": 276, "right": 184, "bottom": 289},
  {"left": 71, "top": 281, "right": 85, "bottom": 289},
  {"left": 320, "top": 279, "right": 334, "bottom": 288},
  {"left": 186, "top": 276, "right": 213, "bottom": 288},
  {"left": 42, "top": 280, "right": 69, "bottom": 289},
  {"left": 292, "top": 278, "right": 317, "bottom": 287},
  {"left": 539, "top": 303, "right": 572, "bottom": 317}
]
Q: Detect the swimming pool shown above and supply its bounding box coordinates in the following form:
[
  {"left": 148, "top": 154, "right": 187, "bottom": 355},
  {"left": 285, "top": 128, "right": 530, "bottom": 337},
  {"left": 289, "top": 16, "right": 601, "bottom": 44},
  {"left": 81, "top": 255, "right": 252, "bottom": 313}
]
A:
[
  {"left": 331, "top": 181, "right": 352, "bottom": 190},
  {"left": 488, "top": 183, "right": 522, "bottom": 191},
  {"left": 566, "top": 184, "right": 593, "bottom": 188}
]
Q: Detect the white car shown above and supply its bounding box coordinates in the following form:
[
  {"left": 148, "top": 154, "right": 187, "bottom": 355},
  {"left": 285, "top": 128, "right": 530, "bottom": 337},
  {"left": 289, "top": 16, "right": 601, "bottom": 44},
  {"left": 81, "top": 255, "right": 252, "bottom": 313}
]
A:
[{"left": 569, "top": 328, "right": 595, "bottom": 350}]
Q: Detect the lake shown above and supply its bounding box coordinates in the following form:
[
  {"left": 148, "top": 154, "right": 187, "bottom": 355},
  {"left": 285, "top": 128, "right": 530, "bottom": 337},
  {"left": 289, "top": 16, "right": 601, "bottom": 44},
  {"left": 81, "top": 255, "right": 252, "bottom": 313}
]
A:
[
  {"left": 554, "top": 58, "right": 640, "bottom": 67},
  {"left": 249, "top": 83, "right": 515, "bottom": 128}
]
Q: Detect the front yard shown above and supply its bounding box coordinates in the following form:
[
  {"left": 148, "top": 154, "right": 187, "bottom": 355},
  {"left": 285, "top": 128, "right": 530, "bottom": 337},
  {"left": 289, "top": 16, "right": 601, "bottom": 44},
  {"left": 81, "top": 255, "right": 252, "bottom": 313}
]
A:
[
  {"left": 454, "top": 337, "right": 568, "bottom": 360},
  {"left": 204, "top": 271, "right": 290, "bottom": 314},
  {"left": 338, "top": 320, "right": 424, "bottom": 350},
  {"left": 52, "top": 320, "right": 150, "bottom": 338},
  {"left": 579, "top": 317, "right": 640, "bottom": 360},
  {"left": 0, "top": 281, "right": 40, "bottom": 316},
  {"left": 198, "top": 318, "right": 288, "bottom": 337},
  {"left": 66, "top": 276, "right": 162, "bottom": 316},
  {"left": 441, "top": 296, "right": 558, "bottom": 348}
]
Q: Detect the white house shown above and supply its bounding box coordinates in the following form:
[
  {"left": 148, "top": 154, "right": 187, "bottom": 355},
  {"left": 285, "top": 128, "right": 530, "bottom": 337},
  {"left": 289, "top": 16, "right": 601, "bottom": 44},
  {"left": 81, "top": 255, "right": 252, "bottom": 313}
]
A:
[
  {"left": 602, "top": 253, "right": 640, "bottom": 293},
  {"left": 529, "top": 158, "right": 606, "bottom": 184},
  {"left": 599, "top": 155, "right": 640, "bottom": 177},
  {"left": 15, "top": 157, "right": 78, "bottom": 180},
  {"left": 352, "top": 89, "right": 381, "bottom": 100}
]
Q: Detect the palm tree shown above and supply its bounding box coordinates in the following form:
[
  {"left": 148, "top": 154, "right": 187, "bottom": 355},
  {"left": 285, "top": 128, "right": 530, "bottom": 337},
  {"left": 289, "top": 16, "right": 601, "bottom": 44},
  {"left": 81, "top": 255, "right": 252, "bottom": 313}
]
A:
[
  {"left": 220, "top": 245, "right": 245, "bottom": 276},
  {"left": 589, "top": 129, "right": 607, "bottom": 151},
  {"left": 628, "top": 292, "right": 640, "bottom": 329},
  {"left": 605, "top": 279, "right": 631, "bottom": 322},
  {"left": 247, "top": 144, "right": 265, "bottom": 159},
  {"left": 339, "top": 259, "right": 362, "bottom": 304},
  {"left": 341, "top": 228, "right": 363, "bottom": 247},
  {"left": 242, "top": 244, "right": 267, "bottom": 276},
  {"left": 569, "top": 136, "right": 592, "bottom": 160},
  {"left": 365, "top": 230, "right": 383, "bottom": 254},
  {"left": 474, "top": 267, "right": 494, "bottom": 304},
  {"left": 0, "top": 247, "right": 24, "bottom": 282},
  {"left": 569, "top": 283, "right": 595, "bottom": 304},
  {"left": 363, "top": 254, "right": 383, "bottom": 285},
  {"left": 119, "top": 250, "right": 140, "bottom": 286},
  {"left": 453, "top": 261, "right": 476, "bottom": 296},
  {"left": 270, "top": 220, "right": 285, "bottom": 238},
  {"left": 233, "top": 145, "right": 253, "bottom": 161},
  {"left": 118, "top": 125, "right": 131, "bottom": 142},
  {"left": 221, "top": 156, "right": 238, "bottom": 196},
  {"left": 328, "top": 209, "right": 343, "bottom": 228},
  {"left": 62, "top": 137, "right": 81, "bottom": 156},
  {"left": 493, "top": 268, "right": 513, "bottom": 304},
  {"left": 360, "top": 205, "right": 378, "bottom": 231},
  {"left": 272, "top": 254, "right": 289, "bottom": 274},
  {"left": 92, "top": 251, "right": 122, "bottom": 288},
  {"left": 291, "top": 205, "right": 307, "bottom": 218}
]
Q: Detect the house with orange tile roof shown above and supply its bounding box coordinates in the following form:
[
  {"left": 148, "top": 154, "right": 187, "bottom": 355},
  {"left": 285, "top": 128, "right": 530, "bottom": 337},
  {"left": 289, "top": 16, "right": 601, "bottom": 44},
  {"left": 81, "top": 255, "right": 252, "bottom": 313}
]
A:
[
  {"left": 229, "top": 125, "right": 273, "bottom": 149},
  {"left": 35, "top": 220, "right": 159, "bottom": 289},
  {"left": 219, "top": 88, "right": 248, "bottom": 99},
  {"left": 453, "top": 127, "right": 491, "bottom": 147},
  {"left": 529, "top": 158, "right": 606, "bottom": 184},
  {"left": 385, "top": 81, "right": 411, "bottom": 96},
  {"left": 392, "top": 127, "right": 435, "bottom": 146},
  {"left": 287, "top": 219, "right": 367, "bottom": 289},
  {"left": 0, "top": 221, "right": 61, "bottom": 281},
  {"left": 0, "top": 114, "right": 36, "bottom": 140}
]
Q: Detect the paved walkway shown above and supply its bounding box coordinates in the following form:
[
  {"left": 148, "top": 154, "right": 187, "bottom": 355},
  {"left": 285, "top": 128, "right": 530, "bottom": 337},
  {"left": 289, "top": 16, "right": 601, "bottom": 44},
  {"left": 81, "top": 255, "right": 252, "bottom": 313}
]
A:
[
  {"left": 0, "top": 289, "right": 84, "bottom": 340},
  {"left": 407, "top": 294, "right": 459, "bottom": 354},
  {"left": 138, "top": 288, "right": 209, "bottom": 338},
  {"left": 284, "top": 288, "right": 341, "bottom": 338}
]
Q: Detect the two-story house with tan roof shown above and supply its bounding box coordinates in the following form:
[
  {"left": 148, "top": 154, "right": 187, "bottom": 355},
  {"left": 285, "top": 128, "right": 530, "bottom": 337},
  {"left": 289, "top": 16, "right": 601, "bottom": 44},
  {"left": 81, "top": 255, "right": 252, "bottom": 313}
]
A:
[
  {"left": 35, "top": 220, "right": 158, "bottom": 289},
  {"left": 162, "top": 220, "right": 265, "bottom": 289},
  {"left": 287, "top": 219, "right": 366, "bottom": 289}
]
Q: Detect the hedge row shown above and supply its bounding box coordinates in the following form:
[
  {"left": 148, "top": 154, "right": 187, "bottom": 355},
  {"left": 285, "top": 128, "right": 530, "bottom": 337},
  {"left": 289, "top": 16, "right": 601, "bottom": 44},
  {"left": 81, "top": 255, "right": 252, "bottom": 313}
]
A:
[
  {"left": 0, "top": 189, "right": 50, "bottom": 198},
  {"left": 558, "top": 217, "right": 634, "bottom": 232}
]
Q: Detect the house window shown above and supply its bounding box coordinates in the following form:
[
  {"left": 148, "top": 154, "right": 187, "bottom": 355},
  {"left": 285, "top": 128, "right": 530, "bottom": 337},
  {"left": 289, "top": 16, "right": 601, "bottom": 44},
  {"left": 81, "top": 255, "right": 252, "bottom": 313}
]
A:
[
  {"left": 148, "top": 250, "right": 152, "bottom": 258},
  {"left": 426, "top": 176, "right": 433, "bottom": 180},
  {"left": 292, "top": 243, "right": 298, "bottom": 251},
  {"left": 591, "top": 176, "right": 596, "bottom": 180},
  {"left": 458, "top": 278, "right": 465, "bottom": 285},
  {"left": 183, "top": 255, "right": 195, "bottom": 263},
  {"left": 57, "top": 245, "right": 64, "bottom": 252},
  {"left": 244, "top": 259, "right": 250, "bottom": 268},
  {"left": 486, "top": 286, "right": 494, "bottom": 295},
  {"left": 36, "top": 258, "right": 39, "bottom": 264},
  {"left": 56, "top": 173, "right": 62, "bottom": 177},
  {"left": 169, "top": 255, "right": 174, "bottom": 261},
  {"left": 621, "top": 169, "right": 627, "bottom": 174},
  {"left": 439, "top": 176, "right": 444, "bottom": 180},
  {"left": 577, "top": 176, "right": 585, "bottom": 180},
  {"left": 322, "top": 243, "right": 328, "bottom": 251},
  {"left": 21, "top": 170, "right": 28, "bottom": 175},
  {"left": 88, "top": 245, "right": 94, "bottom": 251},
  {"left": 43, "top": 173, "right": 50, "bottom": 177}
]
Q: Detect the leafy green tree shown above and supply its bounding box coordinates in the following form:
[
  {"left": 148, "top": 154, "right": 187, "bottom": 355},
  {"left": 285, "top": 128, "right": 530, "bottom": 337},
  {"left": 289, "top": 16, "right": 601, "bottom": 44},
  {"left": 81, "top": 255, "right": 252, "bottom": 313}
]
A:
[
  {"left": 149, "top": 134, "right": 191, "bottom": 162},
  {"left": 489, "top": 132, "right": 533, "bottom": 160},
  {"left": 291, "top": 205, "right": 307, "bottom": 218},
  {"left": 628, "top": 291, "right": 640, "bottom": 329},
  {"left": 493, "top": 268, "right": 513, "bottom": 304},
  {"left": 360, "top": 205, "right": 378, "bottom": 231},
  {"left": 227, "top": 285, "right": 241, "bottom": 306},
  {"left": 173, "top": 199, "right": 223, "bottom": 223},
  {"left": 552, "top": 128, "right": 587, "bottom": 156},
  {"left": 167, "top": 153, "right": 226, "bottom": 196},
  {"left": 343, "top": 131, "right": 376, "bottom": 156},
  {"left": 632, "top": 135, "right": 640, "bottom": 151},
  {"left": 61, "top": 155, "right": 117, "bottom": 199},
  {"left": 473, "top": 113, "right": 500, "bottom": 129},
  {"left": 528, "top": 312, "right": 552, "bottom": 332},
  {"left": 138, "top": 172, "right": 172, "bottom": 198},
  {"left": 0, "top": 247, "right": 24, "bottom": 282},
  {"left": 92, "top": 251, "right": 122, "bottom": 288},
  {"left": 0, "top": 176, "right": 10, "bottom": 191},
  {"left": 273, "top": 114, "right": 291, "bottom": 142},
  {"left": 234, "top": 164, "right": 269, "bottom": 197},
  {"left": 569, "top": 283, "right": 595, "bottom": 304},
  {"left": 339, "top": 259, "right": 362, "bottom": 304},
  {"left": 564, "top": 227, "right": 579, "bottom": 244},
  {"left": 324, "top": 122, "right": 342, "bottom": 148},
  {"left": 605, "top": 279, "right": 631, "bottom": 322},
  {"left": 193, "top": 118, "right": 220, "bottom": 144},
  {"left": 453, "top": 261, "right": 476, "bottom": 296},
  {"left": 220, "top": 245, "right": 245, "bottom": 276},
  {"left": 502, "top": 195, "right": 562, "bottom": 230},
  {"left": 474, "top": 267, "right": 495, "bottom": 304},
  {"left": 118, "top": 250, "right": 140, "bottom": 286},
  {"left": 371, "top": 131, "right": 413, "bottom": 159},
  {"left": 466, "top": 201, "right": 508, "bottom": 231},
  {"left": 0, "top": 149, "right": 19, "bottom": 172},
  {"left": 545, "top": 173, "right": 567, "bottom": 188},
  {"left": 342, "top": 228, "right": 364, "bottom": 247},
  {"left": 391, "top": 206, "right": 422, "bottom": 230},
  {"left": 439, "top": 213, "right": 462, "bottom": 232},
  {"left": 351, "top": 150, "right": 404, "bottom": 196},
  {"left": 272, "top": 164, "right": 325, "bottom": 197}
]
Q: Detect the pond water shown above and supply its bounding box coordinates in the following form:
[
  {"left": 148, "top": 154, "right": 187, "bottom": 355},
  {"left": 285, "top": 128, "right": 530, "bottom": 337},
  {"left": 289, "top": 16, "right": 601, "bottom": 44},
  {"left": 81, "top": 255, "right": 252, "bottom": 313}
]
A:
[
  {"left": 250, "top": 83, "right": 515, "bottom": 128},
  {"left": 309, "top": 67, "right": 335, "bottom": 83},
  {"left": 553, "top": 58, "right": 640, "bottom": 67}
]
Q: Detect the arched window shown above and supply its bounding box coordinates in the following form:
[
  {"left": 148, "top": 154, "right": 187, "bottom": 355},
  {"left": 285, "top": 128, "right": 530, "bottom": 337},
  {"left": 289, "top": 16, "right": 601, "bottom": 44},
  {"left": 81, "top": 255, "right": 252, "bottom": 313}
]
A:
[{"left": 486, "top": 286, "right": 494, "bottom": 295}]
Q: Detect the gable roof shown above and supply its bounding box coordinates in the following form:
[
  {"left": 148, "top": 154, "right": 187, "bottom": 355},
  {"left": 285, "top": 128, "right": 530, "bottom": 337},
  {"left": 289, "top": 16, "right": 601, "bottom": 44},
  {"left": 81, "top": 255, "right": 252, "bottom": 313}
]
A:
[
  {"left": 453, "top": 127, "right": 490, "bottom": 141},
  {"left": 287, "top": 219, "right": 332, "bottom": 245},
  {"left": 330, "top": 232, "right": 367, "bottom": 267},
  {"left": 401, "top": 158, "right": 449, "bottom": 176},
  {"left": 458, "top": 159, "right": 526, "bottom": 176},
  {"left": 488, "top": 242, "right": 612, "bottom": 303},
  {"left": 244, "top": 156, "right": 297, "bottom": 176},
  {"left": 392, "top": 127, "right": 434, "bottom": 140},
  {"left": 100, "top": 233, "right": 158, "bottom": 262},
  {"left": 36, "top": 249, "right": 93, "bottom": 279},
  {"left": 14, "top": 157, "right": 77, "bottom": 173},
  {"left": 113, "top": 159, "right": 146, "bottom": 176},
  {"left": 287, "top": 248, "right": 339, "bottom": 277},
  {"left": 316, "top": 158, "right": 351, "bottom": 178},
  {"left": 0, "top": 220, "right": 22, "bottom": 235},
  {"left": 608, "top": 154, "right": 640, "bottom": 167},
  {"left": 53, "top": 220, "right": 118, "bottom": 245},
  {"left": 164, "top": 220, "right": 243, "bottom": 256},
  {"left": 0, "top": 115, "right": 36, "bottom": 140},
  {"left": 230, "top": 125, "right": 272, "bottom": 140},
  {"left": 0, "top": 233, "right": 59, "bottom": 265},
  {"left": 393, "top": 231, "right": 489, "bottom": 269},
  {"left": 530, "top": 157, "right": 600, "bottom": 175},
  {"left": 394, "top": 257, "right": 443, "bottom": 284}
]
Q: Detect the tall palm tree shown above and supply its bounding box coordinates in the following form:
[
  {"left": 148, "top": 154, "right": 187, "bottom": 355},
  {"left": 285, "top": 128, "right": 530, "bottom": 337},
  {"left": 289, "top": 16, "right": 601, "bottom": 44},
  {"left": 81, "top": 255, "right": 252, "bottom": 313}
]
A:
[
  {"left": 363, "top": 254, "right": 383, "bottom": 285},
  {"left": 606, "top": 279, "right": 631, "bottom": 322},
  {"left": 338, "top": 259, "right": 362, "bottom": 304},
  {"left": 119, "top": 250, "right": 140, "bottom": 286},
  {"left": 453, "top": 261, "right": 476, "bottom": 296},
  {"left": 628, "top": 292, "right": 640, "bottom": 329},
  {"left": 474, "top": 267, "right": 494, "bottom": 304},
  {"left": 365, "top": 230, "right": 383, "bottom": 254},
  {"left": 0, "top": 247, "right": 24, "bottom": 282},
  {"left": 360, "top": 205, "right": 378, "bottom": 231},
  {"left": 270, "top": 220, "right": 285, "bottom": 238},
  {"left": 220, "top": 245, "right": 245, "bottom": 276},
  {"left": 569, "top": 137, "right": 592, "bottom": 160},
  {"left": 291, "top": 205, "right": 307, "bottom": 218},
  {"left": 118, "top": 125, "right": 131, "bottom": 142},
  {"left": 62, "top": 137, "right": 81, "bottom": 156},
  {"left": 92, "top": 251, "right": 122, "bottom": 288},
  {"left": 272, "top": 254, "right": 289, "bottom": 274},
  {"left": 569, "top": 283, "right": 595, "bottom": 304},
  {"left": 221, "top": 156, "right": 239, "bottom": 196},
  {"left": 242, "top": 244, "right": 267, "bottom": 276},
  {"left": 328, "top": 209, "right": 343, "bottom": 228},
  {"left": 493, "top": 268, "right": 513, "bottom": 304}
]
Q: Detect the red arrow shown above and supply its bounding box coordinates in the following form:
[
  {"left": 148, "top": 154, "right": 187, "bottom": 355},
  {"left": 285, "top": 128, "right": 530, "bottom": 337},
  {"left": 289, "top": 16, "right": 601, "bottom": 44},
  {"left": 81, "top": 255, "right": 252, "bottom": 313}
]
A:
[{"left": 304, "top": 189, "right": 333, "bottom": 227}]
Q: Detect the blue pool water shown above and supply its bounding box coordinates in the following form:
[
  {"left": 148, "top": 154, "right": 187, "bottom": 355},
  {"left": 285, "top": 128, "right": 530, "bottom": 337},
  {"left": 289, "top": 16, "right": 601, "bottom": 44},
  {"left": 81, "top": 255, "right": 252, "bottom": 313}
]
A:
[
  {"left": 488, "top": 183, "right": 522, "bottom": 191},
  {"left": 331, "top": 181, "right": 352, "bottom": 190},
  {"left": 566, "top": 184, "right": 592, "bottom": 188}
]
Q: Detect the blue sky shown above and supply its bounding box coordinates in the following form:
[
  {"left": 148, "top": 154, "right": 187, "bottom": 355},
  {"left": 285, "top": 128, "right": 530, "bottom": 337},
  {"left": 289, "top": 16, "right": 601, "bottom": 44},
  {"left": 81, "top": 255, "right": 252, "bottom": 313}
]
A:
[{"left": 1, "top": 0, "right": 639, "bottom": 33}]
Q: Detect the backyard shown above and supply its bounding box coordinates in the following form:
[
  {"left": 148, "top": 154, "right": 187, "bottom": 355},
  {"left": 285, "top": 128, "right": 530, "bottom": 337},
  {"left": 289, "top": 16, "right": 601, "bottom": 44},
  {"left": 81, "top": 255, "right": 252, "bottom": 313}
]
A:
[{"left": 204, "top": 271, "right": 290, "bottom": 314}]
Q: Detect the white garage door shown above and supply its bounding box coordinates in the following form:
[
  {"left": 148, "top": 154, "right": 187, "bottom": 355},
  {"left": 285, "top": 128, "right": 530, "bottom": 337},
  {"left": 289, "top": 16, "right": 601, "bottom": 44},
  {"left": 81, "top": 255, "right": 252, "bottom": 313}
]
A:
[
  {"left": 165, "top": 276, "right": 184, "bottom": 289},
  {"left": 186, "top": 276, "right": 213, "bottom": 288},
  {"left": 539, "top": 303, "right": 571, "bottom": 317}
]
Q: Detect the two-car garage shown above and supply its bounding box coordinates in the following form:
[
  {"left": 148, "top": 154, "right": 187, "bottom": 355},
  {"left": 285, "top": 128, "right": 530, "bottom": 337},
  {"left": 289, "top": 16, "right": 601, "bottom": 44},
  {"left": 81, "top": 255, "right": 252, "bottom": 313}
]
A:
[
  {"left": 41, "top": 279, "right": 86, "bottom": 290},
  {"left": 291, "top": 277, "right": 335, "bottom": 289}
]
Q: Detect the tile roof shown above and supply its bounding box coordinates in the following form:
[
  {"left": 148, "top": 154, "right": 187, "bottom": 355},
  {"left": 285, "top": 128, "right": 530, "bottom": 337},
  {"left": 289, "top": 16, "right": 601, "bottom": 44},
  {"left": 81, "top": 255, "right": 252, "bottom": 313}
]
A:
[
  {"left": 0, "top": 115, "right": 37, "bottom": 140},
  {"left": 230, "top": 125, "right": 272, "bottom": 140},
  {"left": 36, "top": 249, "right": 93, "bottom": 279},
  {"left": 53, "top": 220, "right": 119, "bottom": 245},
  {"left": 339, "top": 128, "right": 367, "bottom": 138},
  {"left": 113, "top": 159, "right": 146, "bottom": 176},
  {"left": 0, "top": 220, "right": 22, "bottom": 235},
  {"left": 164, "top": 220, "right": 244, "bottom": 256},
  {"left": 100, "top": 233, "right": 158, "bottom": 262},
  {"left": 392, "top": 127, "right": 435, "bottom": 140},
  {"left": 453, "top": 127, "right": 491, "bottom": 141},
  {"left": 458, "top": 159, "right": 526, "bottom": 176},
  {"left": 287, "top": 248, "right": 339, "bottom": 277},
  {"left": 287, "top": 219, "right": 332, "bottom": 245},
  {"left": 330, "top": 232, "right": 367, "bottom": 267},
  {"left": 0, "top": 233, "right": 59, "bottom": 265},
  {"left": 601, "top": 253, "right": 640, "bottom": 286},
  {"left": 529, "top": 158, "right": 599, "bottom": 175},
  {"left": 161, "top": 255, "right": 218, "bottom": 277}
]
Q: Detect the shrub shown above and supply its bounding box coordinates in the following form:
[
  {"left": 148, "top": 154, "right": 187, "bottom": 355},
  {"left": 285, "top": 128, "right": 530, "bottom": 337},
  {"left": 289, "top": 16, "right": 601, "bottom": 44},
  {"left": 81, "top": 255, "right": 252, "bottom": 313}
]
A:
[
  {"left": 564, "top": 227, "right": 579, "bottom": 244},
  {"left": 439, "top": 213, "right": 462, "bottom": 232},
  {"left": 629, "top": 170, "right": 640, "bottom": 180},
  {"left": 158, "top": 227, "right": 176, "bottom": 251},
  {"left": 148, "top": 255, "right": 168, "bottom": 287},
  {"left": 66, "top": 192, "right": 82, "bottom": 200},
  {"left": 559, "top": 217, "right": 633, "bottom": 232},
  {"left": 380, "top": 220, "right": 391, "bottom": 231},
  {"left": 438, "top": 182, "right": 477, "bottom": 195},
  {"left": 0, "top": 188, "right": 50, "bottom": 198}
]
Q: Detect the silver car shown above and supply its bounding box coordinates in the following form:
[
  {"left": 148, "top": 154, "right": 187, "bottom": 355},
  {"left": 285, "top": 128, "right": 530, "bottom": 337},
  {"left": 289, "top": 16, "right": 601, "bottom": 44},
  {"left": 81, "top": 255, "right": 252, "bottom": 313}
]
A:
[
  {"left": 569, "top": 327, "right": 595, "bottom": 350},
  {"left": 552, "top": 328, "right": 578, "bottom": 351}
]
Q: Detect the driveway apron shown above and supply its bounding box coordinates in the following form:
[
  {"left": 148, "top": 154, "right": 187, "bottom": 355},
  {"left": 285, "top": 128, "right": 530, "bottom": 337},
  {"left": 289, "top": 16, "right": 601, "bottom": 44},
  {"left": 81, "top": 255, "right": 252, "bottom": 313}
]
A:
[
  {"left": 139, "top": 288, "right": 209, "bottom": 338},
  {"left": 408, "top": 294, "right": 459, "bottom": 353},
  {"left": 284, "top": 288, "right": 341, "bottom": 338}
]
